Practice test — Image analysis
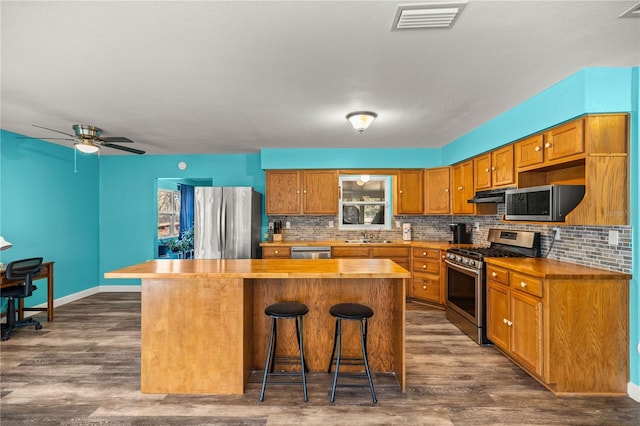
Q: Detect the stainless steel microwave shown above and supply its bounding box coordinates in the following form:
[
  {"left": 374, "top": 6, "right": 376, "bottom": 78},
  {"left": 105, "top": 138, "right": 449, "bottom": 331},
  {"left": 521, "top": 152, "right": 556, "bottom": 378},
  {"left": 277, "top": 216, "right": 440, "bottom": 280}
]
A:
[{"left": 504, "top": 185, "right": 585, "bottom": 222}]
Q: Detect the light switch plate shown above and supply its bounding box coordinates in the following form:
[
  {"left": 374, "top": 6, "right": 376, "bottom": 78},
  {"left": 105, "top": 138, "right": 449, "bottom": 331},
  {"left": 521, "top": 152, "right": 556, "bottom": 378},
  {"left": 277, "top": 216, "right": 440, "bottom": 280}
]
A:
[
  {"left": 608, "top": 230, "right": 619, "bottom": 246},
  {"left": 285, "top": 221, "right": 291, "bottom": 229}
]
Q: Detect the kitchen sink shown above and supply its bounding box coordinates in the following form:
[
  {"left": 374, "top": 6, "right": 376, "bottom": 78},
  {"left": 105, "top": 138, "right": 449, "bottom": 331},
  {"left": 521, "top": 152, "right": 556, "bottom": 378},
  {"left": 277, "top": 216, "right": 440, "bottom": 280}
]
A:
[{"left": 344, "top": 239, "right": 393, "bottom": 244}]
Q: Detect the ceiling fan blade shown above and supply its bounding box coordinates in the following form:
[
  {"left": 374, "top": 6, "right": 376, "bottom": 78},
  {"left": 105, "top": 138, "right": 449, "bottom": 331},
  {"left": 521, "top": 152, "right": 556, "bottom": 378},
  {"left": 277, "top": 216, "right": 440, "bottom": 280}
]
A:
[
  {"left": 100, "top": 136, "right": 134, "bottom": 143},
  {"left": 101, "top": 143, "right": 145, "bottom": 155},
  {"left": 32, "top": 124, "right": 75, "bottom": 138}
]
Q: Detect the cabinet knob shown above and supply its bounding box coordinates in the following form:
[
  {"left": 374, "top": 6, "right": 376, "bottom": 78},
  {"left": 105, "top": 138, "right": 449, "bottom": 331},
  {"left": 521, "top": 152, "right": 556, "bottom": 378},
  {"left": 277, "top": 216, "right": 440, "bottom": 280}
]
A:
[
  {"left": 444, "top": 188, "right": 449, "bottom": 193},
  {"left": 534, "top": 146, "right": 541, "bottom": 152},
  {"left": 274, "top": 250, "right": 279, "bottom": 254},
  {"left": 507, "top": 320, "right": 513, "bottom": 326},
  {"left": 545, "top": 142, "right": 552, "bottom": 148},
  {"left": 422, "top": 285, "right": 427, "bottom": 290},
  {"left": 422, "top": 251, "right": 427, "bottom": 256},
  {"left": 422, "top": 265, "right": 427, "bottom": 269},
  {"left": 296, "top": 190, "right": 300, "bottom": 194},
  {"left": 457, "top": 186, "right": 463, "bottom": 190},
  {"left": 492, "top": 272, "right": 498, "bottom": 277},
  {"left": 520, "top": 281, "right": 527, "bottom": 288},
  {"left": 303, "top": 190, "right": 307, "bottom": 194},
  {"left": 399, "top": 190, "right": 404, "bottom": 194},
  {"left": 485, "top": 168, "right": 489, "bottom": 173},
  {"left": 491, "top": 166, "right": 496, "bottom": 171},
  {"left": 503, "top": 318, "right": 508, "bottom": 324}
]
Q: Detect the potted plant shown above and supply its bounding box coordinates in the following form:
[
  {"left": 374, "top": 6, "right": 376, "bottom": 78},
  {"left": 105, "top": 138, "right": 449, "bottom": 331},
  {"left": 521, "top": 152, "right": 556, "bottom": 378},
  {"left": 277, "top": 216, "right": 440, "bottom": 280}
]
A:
[{"left": 166, "top": 227, "right": 194, "bottom": 257}]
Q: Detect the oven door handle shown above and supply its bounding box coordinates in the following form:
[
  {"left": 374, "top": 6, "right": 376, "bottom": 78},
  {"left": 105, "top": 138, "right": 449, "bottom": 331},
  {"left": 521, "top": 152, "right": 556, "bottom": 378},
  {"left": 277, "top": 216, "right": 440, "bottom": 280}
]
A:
[{"left": 445, "top": 260, "right": 481, "bottom": 276}]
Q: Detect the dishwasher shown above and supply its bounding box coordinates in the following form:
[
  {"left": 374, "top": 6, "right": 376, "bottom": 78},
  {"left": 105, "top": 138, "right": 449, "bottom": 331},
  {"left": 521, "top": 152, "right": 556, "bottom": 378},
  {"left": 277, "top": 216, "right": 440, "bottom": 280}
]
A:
[{"left": 291, "top": 246, "right": 332, "bottom": 259}]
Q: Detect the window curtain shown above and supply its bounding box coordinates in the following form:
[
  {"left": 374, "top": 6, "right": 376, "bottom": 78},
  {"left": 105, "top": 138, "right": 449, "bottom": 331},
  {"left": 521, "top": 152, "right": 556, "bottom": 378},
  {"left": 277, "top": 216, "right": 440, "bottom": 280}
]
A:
[{"left": 179, "top": 184, "right": 195, "bottom": 236}]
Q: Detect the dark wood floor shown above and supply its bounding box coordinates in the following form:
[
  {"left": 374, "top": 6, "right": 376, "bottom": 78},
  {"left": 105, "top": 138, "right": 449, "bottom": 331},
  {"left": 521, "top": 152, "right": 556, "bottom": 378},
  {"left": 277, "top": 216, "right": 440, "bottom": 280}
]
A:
[{"left": 1, "top": 293, "right": 638, "bottom": 425}]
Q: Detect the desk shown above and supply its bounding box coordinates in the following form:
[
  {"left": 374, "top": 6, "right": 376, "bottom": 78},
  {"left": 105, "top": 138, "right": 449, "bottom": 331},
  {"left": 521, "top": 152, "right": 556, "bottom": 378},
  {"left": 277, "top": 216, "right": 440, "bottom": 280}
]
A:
[
  {"left": 105, "top": 258, "right": 409, "bottom": 395},
  {"left": 1, "top": 261, "right": 55, "bottom": 322}
]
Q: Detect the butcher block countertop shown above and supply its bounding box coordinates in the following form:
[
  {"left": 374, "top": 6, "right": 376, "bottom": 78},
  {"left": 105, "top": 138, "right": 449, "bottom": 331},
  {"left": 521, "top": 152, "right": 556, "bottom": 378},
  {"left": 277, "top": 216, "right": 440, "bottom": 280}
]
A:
[
  {"left": 260, "top": 240, "right": 472, "bottom": 250},
  {"left": 105, "top": 258, "right": 411, "bottom": 279},
  {"left": 485, "top": 257, "right": 631, "bottom": 280}
]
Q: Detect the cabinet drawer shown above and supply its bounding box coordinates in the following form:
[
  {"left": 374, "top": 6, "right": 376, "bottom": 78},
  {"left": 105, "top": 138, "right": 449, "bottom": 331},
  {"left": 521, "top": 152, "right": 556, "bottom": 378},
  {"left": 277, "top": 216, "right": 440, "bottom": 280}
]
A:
[
  {"left": 487, "top": 265, "right": 509, "bottom": 285},
  {"left": 372, "top": 247, "right": 411, "bottom": 257},
  {"left": 411, "top": 274, "right": 440, "bottom": 303},
  {"left": 510, "top": 272, "right": 543, "bottom": 297},
  {"left": 411, "top": 247, "right": 440, "bottom": 259},
  {"left": 412, "top": 259, "right": 440, "bottom": 275},
  {"left": 262, "top": 246, "right": 291, "bottom": 258},
  {"left": 332, "top": 247, "right": 370, "bottom": 258}
]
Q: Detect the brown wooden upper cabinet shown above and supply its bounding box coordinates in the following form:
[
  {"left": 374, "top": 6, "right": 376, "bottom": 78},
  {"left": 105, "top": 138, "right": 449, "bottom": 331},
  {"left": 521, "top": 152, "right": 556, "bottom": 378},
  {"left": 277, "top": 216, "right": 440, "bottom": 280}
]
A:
[
  {"left": 474, "top": 145, "right": 515, "bottom": 190},
  {"left": 424, "top": 167, "right": 451, "bottom": 214},
  {"left": 515, "top": 119, "right": 585, "bottom": 170},
  {"left": 451, "top": 160, "right": 475, "bottom": 215},
  {"left": 394, "top": 170, "right": 424, "bottom": 215},
  {"left": 266, "top": 170, "right": 338, "bottom": 215}
]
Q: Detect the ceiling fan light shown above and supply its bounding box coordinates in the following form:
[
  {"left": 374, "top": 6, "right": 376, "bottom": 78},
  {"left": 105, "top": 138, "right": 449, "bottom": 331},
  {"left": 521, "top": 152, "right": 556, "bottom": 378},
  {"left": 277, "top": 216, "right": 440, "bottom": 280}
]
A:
[
  {"left": 75, "top": 140, "right": 100, "bottom": 154},
  {"left": 346, "top": 111, "right": 378, "bottom": 133}
]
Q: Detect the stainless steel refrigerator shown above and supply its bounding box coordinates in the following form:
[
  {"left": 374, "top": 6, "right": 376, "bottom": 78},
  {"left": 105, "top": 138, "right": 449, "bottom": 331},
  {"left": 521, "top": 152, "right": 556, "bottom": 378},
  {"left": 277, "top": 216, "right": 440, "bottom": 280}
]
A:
[{"left": 194, "top": 187, "right": 262, "bottom": 259}]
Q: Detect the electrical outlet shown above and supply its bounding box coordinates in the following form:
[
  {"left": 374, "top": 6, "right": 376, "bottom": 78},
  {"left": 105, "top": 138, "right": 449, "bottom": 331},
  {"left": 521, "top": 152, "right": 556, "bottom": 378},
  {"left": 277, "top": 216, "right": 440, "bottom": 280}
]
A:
[
  {"left": 268, "top": 222, "right": 274, "bottom": 231},
  {"left": 285, "top": 221, "right": 291, "bottom": 229},
  {"left": 328, "top": 221, "right": 334, "bottom": 228},
  {"left": 553, "top": 227, "right": 561, "bottom": 241},
  {"left": 608, "top": 230, "right": 619, "bottom": 246},
  {"left": 473, "top": 222, "right": 480, "bottom": 231},
  {"left": 396, "top": 221, "right": 401, "bottom": 228}
]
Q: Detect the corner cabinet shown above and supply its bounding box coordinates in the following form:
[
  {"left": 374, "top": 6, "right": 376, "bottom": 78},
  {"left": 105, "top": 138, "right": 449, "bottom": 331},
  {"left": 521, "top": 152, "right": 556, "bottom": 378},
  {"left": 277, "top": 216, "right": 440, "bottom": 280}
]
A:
[
  {"left": 514, "top": 114, "right": 629, "bottom": 225},
  {"left": 485, "top": 259, "right": 629, "bottom": 395},
  {"left": 266, "top": 170, "right": 338, "bottom": 215}
]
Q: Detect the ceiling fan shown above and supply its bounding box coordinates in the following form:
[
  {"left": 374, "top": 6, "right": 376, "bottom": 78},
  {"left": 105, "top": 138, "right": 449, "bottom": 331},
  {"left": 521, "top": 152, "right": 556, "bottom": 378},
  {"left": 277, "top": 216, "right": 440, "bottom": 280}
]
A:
[{"left": 30, "top": 124, "right": 145, "bottom": 155}]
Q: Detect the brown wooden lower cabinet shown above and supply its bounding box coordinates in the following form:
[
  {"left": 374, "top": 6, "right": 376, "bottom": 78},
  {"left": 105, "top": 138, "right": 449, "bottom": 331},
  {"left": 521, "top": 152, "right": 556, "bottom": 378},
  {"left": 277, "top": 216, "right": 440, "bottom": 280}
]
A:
[
  {"left": 410, "top": 247, "right": 445, "bottom": 305},
  {"left": 485, "top": 261, "right": 629, "bottom": 395}
]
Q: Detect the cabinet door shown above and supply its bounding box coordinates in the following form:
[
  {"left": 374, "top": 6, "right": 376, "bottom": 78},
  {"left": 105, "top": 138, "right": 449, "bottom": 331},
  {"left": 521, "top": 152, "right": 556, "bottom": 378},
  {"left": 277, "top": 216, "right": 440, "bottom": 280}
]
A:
[
  {"left": 425, "top": 167, "right": 451, "bottom": 214},
  {"left": 510, "top": 291, "right": 543, "bottom": 376},
  {"left": 395, "top": 170, "right": 424, "bottom": 214},
  {"left": 451, "top": 160, "right": 474, "bottom": 214},
  {"left": 486, "top": 282, "right": 510, "bottom": 352},
  {"left": 266, "top": 170, "right": 301, "bottom": 214},
  {"left": 491, "top": 145, "right": 515, "bottom": 187},
  {"left": 473, "top": 153, "right": 492, "bottom": 190},
  {"left": 515, "top": 135, "right": 544, "bottom": 169},
  {"left": 302, "top": 170, "right": 338, "bottom": 214},
  {"left": 544, "top": 118, "right": 584, "bottom": 163}
]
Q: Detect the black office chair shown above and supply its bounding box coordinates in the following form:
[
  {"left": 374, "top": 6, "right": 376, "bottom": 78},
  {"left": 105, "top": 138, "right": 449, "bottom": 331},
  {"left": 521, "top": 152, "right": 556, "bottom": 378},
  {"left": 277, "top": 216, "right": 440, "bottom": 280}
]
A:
[{"left": 1, "top": 257, "right": 44, "bottom": 341}]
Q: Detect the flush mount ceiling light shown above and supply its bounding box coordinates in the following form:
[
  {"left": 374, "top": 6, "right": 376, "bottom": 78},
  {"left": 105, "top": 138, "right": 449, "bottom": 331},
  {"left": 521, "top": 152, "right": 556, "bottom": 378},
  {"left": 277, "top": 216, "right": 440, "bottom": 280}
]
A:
[
  {"left": 75, "top": 139, "right": 100, "bottom": 154},
  {"left": 346, "top": 111, "right": 378, "bottom": 133},
  {"left": 391, "top": 1, "right": 467, "bottom": 30}
]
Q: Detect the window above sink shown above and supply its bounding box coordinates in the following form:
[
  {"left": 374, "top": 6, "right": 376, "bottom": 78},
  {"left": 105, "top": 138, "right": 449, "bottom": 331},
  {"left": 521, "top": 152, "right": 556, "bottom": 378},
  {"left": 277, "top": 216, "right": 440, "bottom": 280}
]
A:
[{"left": 339, "top": 175, "right": 391, "bottom": 230}]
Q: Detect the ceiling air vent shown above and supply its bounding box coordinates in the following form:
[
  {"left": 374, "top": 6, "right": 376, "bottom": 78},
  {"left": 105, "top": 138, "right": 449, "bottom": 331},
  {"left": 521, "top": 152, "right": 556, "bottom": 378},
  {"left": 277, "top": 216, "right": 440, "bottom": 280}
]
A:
[
  {"left": 391, "top": 2, "right": 467, "bottom": 30},
  {"left": 619, "top": 2, "right": 640, "bottom": 18}
]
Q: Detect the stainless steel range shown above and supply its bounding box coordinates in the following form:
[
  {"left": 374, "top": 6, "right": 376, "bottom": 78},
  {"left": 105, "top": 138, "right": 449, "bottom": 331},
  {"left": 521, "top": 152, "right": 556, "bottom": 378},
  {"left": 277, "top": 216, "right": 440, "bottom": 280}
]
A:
[{"left": 445, "top": 229, "right": 541, "bottom": 344}]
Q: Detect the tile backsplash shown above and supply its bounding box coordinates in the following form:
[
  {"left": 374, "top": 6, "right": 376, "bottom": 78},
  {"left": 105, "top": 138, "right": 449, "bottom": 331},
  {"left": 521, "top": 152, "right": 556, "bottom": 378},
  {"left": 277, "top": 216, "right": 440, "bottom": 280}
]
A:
[{"left": 267, "top": 209, "right": 632, "bottom": 273}]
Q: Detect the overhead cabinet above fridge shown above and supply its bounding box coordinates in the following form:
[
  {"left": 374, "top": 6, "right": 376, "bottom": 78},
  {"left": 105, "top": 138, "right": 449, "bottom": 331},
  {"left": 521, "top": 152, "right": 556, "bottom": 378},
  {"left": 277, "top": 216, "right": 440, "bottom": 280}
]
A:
[{"left": 194, "top": 187, "right": 262, "bottom": 259}]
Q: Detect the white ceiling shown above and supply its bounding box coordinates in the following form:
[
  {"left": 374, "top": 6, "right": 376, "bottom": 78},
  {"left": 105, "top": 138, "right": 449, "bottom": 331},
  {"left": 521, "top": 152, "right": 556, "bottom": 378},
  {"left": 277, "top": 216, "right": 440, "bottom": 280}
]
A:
[{"left": 1, "top": 0, "right": 639, "bottom": 156}]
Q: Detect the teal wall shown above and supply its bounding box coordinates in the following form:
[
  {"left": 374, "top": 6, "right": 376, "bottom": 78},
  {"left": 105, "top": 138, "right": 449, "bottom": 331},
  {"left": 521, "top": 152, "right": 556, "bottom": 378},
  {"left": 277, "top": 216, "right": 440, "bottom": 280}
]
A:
[
  {"left": 0, "top": 66, "right": 637, "bottom": 391},
  {"left": 98, "top": 154, "right": 264, "bottom": 286},
  {"left": 0, "top": 130, "right": 100, "bottom": 306}
]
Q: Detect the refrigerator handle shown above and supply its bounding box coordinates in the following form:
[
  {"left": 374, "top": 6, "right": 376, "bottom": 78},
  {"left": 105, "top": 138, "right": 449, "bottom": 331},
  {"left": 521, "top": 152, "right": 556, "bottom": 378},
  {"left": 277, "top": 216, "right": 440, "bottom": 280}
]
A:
[
  {"left": 216, "top": 200, "right": 223, "bottom": 253},
  {"left": 221, "top": 197, "right": 227, "bottom": 254}
]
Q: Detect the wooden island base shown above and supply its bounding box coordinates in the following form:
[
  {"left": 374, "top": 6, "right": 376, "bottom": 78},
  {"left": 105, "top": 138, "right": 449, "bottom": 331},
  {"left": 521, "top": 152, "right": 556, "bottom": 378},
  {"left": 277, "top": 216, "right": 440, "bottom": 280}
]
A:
[{"left": 105, "top": 259, "right": 410, "bottom": 395}]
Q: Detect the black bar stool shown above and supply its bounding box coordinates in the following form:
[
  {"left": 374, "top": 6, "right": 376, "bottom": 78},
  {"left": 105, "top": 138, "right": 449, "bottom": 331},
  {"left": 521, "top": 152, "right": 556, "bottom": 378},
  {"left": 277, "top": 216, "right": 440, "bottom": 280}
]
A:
[
  {"left": 259, "top": 302, "right": 309, "bottom": 402},
  {"left": 327, "top": 302, "right": 376, "bottom": 403}
]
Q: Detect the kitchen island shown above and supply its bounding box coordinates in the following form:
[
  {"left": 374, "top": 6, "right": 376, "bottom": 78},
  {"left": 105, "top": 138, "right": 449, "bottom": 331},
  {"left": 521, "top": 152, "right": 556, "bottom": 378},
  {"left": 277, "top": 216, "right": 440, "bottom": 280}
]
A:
[{"left": 105, "top": 258, "right": 410, "bottom": 395}]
